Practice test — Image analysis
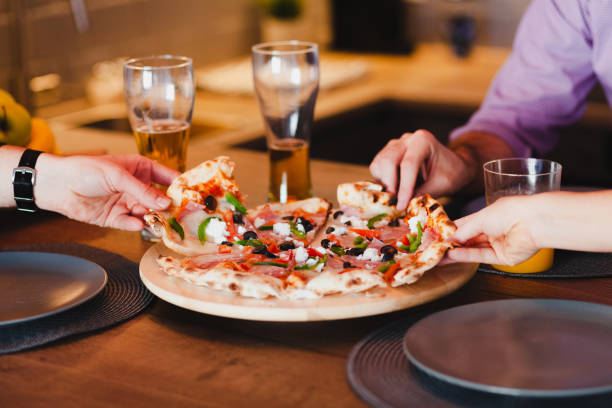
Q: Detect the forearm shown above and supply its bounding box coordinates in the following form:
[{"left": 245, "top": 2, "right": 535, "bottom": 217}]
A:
[
  {"left": 525, "top": 191, "right": 612, "bottom": 252},
  {"left": 449, "top": 131, "right": 516, "bottom": 194}
]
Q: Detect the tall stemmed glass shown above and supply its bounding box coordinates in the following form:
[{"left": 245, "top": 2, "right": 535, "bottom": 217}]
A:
[
  {"left": 252, "top": 41, "right": 319, "bottom": 203},
  {"left": 124, "top": 55, "right": 194, "bottom": 240},
  {"left": 123, "top": 55, "right": 194, "bottom": 173}
]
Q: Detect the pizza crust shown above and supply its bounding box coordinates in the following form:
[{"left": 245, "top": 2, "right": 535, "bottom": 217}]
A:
[{"left": 337, "top": 182, "right": 402, "bottom": 217}]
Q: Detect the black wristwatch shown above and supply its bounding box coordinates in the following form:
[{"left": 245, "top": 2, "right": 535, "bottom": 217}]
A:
[{"left": 12, "top": 148, "right": 43, "bottom": 212}]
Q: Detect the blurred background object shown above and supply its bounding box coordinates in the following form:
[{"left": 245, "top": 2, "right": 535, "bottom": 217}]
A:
[{"left": 0, "top": 0, "right": 533, "bottom": 112}]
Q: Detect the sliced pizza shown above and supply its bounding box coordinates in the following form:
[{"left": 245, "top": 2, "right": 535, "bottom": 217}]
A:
[{"left": 145, "top": 156, "right": 251, "bottom": 256}]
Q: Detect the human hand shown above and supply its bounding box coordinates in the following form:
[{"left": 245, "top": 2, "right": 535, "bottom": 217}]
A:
[
  {"left": 369, "top": 129, "right": 476, "bottom": 210},
  {"left": 444, "top": 196, "right": 539, "bottom": 265},
  {"left": 36, "top": 154, "right": 180, "bottom": 230}
]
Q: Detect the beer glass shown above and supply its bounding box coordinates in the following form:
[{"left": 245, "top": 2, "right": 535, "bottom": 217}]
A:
[
  {"left": 252, "top": 41, "right": 319, "bottom": 203},
  {"left": 124, "top": 55, "right": 194, "bottom": 241},
  {"left": 123, "top": 55, "right": 194, "bottom": 173},
  {"left": 484, "top": 158, "right": 562, "bottom": 273}
]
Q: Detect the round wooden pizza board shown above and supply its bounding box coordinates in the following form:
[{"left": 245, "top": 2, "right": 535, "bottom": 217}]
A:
[{"left": 140, "top": 243, "right": 478, "bottom": 322}]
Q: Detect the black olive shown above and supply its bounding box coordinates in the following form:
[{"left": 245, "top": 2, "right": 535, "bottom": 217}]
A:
[
  {"left": 243, "top": 231, "right": 258, "bottom": 240},
  {"left": 204, "top": 195, "right": 217, "bottom": 211},
  {"left": 343, "top": 261, "right": 353, "bottom": 268},
  {"left": 297, "top": 216, "right": 314, "bottom": 232},
  {"left": 346, "top": 247, "right": 365, "bottom": 257},
  {"left": 333, "top": 210, "right": 344, "bottom": 219},
  {"left": 388, "top": 218, "right": 400, "bottom": 227},
  {"left": 344, "top": 220, "right": 352, "bottom": 226},
  {"left": 389, "top": 196, "right": 398, "bottom": 206},
  {"left": 380, "top": 245, "right": 397, "bottom": 262},
  {"left": 221, "top": 241, "right": 234, "bottom": 246},
  {"left": 251, "top": 245, "right": 277, "bottom": 258},
  {"left": 325, "top": 226, "right": 335, "bottom": 234},
  {"left": 282, "top": 215, "right": 295, "bottom": 221},
  {"left": 279, "top": 241, "right": 296, "bottom": 251},
  {"left": 321, "top": 239, "right": 331, "bottom": 248},
  {"left": 232, "top": 212, "right": 244, "bottom": 224}
]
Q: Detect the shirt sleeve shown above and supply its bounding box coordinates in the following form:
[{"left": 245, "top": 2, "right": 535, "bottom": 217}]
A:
[{"left": 449, "top": 0, "right": 596, "bottom": 157}]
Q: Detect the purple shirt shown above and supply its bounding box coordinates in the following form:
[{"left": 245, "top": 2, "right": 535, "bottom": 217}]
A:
[{"left": 450, "top": 0, "right": 612, "bottom": 157}]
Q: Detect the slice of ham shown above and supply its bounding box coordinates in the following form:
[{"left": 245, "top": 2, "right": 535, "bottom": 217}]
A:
[
  {"left": 342, "top": 256, "right": 384, "bottom": 271},
  {"left": 176, "top": 201, "right": 205, "bottom": 222},
  {"left": 418, "top": 227, "right": 439, "bottom": 252},
  {"left": 189, "top": 252, "right": 244, "bottom": 269},
  {"left": 250, "top": 264, "right": 291, "bottom": 279},
  {"left": 377, "top": 225, "right": 412, "bottom": 243}
]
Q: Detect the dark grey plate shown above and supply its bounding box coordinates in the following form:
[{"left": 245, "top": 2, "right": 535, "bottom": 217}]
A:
[
  {"left": 0, "top": 252, "right": 108, "bottom": 325},
  {"left": 402, "top": 299, "right": 612, "bottom": 398}
]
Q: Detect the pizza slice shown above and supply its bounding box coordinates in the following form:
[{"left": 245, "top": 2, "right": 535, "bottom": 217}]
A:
[
  {"left": 315, "top": 182, "right": 456, "bottom": 288},
  {"left": 145, "top": 156, "right": 251, "bottom": 256}
]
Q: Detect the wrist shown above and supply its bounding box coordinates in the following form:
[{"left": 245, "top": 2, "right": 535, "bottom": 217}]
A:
[
  {"left": 33, "top": 152, "right": 66, "bottom": 213},
  {"left": 452, "top": 144, "right": 480, "bottom": 190}
]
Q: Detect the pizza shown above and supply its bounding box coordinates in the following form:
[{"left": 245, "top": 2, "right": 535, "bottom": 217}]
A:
[{"left": 145, "top": 158, "right": 456, "bottom": 300}]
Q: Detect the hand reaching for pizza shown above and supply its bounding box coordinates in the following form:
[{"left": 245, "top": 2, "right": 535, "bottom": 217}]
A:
[
  {"left": 444, "top": 196, "right": 539, "bottom": 266},
  {"left": 369, "top": 129, "right": 474, "bottom": 210},
  {"left": 34, "top": 154, "right": 179, "bottom": 231}
]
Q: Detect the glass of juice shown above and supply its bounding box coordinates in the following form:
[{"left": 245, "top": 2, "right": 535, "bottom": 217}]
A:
[
  {"left": 484, "top": 158, "right": 562, "bottom": 273},
  {"left": 123, "top": 55, "right": 195, "bottom": 240},
  {"left": 252, "top": 41, "right": 319, "bottom": 203}
]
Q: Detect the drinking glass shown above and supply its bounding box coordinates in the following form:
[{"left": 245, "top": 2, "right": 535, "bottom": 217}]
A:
[
  {"left": 484, "top": 158, "right": 562, "bottom": 273},
  {"left": 124, "top": 55, "right": 194, "bottom": 241},
  {"left": 252, "top": 41, "right": 319, "bottom": 203},
  {"left": 123, "top": 55, "right": 194, "bottom": 173}
]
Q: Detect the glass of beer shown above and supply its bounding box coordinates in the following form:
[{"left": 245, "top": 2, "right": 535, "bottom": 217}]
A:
[
  {"left": 484, "top": 158, "right": 562, "bottom": 273},
  {"left": 252, "top": 41, "right": 319, "bottom": 203},
  {"left": 124, "top": 55, "right": 194, "bottom": 240}
]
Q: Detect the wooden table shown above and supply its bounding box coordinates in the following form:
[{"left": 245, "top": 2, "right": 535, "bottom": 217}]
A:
[{"left": 2, "top": 207, "right": 612, "bottom": 407}]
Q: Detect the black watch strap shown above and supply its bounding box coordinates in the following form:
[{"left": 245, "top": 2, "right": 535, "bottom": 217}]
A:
[{"left": 13, "top": 148, "right": 43, "bottom": 212}]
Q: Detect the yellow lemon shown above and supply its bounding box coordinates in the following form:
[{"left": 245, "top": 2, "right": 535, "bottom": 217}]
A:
[{"left": 27, "top": 117, "right": 60, "bottom": 154}]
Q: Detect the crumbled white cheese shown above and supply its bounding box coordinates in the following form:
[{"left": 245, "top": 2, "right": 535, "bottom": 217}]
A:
[
  {"left": 396, "top": 241, "right": 404, "bottom": 248},
  {"left": 294, "top": 247, "right": 309, "bottom": 263},
  {"left": 306, "top": 258, "right": 318, "bottom": 267},
  {"left": 205, "top": 218, "right": 229, "bottom": 244},
  {"left": 292, "top": 239, "right": 305, "bottom": 247},
  {"left": 296, "top": 223, "right": 305, "bottom": 233},
  {"left": 279, "top": 252, "right": 290, "bottom": 261},
  {"left": 273, "top": 222, "right": 291, "bottom": 236},
  {"left": 357, "top": 248, "right": 382, "bottom": 262},
  {"left": 237, "top": 225, "right": 246, "bottom": 234},
  {"left": 333, "top": 226, "right": 348, "bottom": 236},
  {"left": 408, "top": 213, "right": 428, "bottom": 234},
  {"left": 254, "top": 217, "right": 265, "bottom": 228},
  {"left": 314, "top": 246, "right": 326, "bottom": 255},
  {"left": 340, "top": 215, "right": 366, "bottom": 228}
]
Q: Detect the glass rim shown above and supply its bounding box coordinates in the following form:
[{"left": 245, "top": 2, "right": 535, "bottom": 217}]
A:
[
  {"left": 252, "top": 41, "right": 318, "bottom": 55},
  {"left": 124, "top": 55, "right": 192, "bottom": 70},
  {"left": 483, "top": 158, "right": 562, "bottom": 177}
]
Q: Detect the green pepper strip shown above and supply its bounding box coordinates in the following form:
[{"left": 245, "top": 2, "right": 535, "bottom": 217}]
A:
[
  {"left": 257, "top": 225, "right": 274, "bottom": 231},
  {"left": 197, "top": 216, "right": 221, "bottom": 245},
  {"left": 234, "top": 239, "right": 264, "bottom": 247},
  {"left": 294, "top": 254, "right": 327, "bottom": 270},
  {"left": 355, "top": 240, "right": 369, "bottom": 250},
  {"left": 409, "top": 221, "right": 423, "bottom": 253},
  {"left": 290, "top": 223, "right": 306, "bottom": 239},
  {"left": 367, "top": 213, "right": 388, "bottom": 229},
  {"left": 225, "top": 192, "right": 247, "bottom": 214},
  {"left": 378, "top": 260, "right": 396, "bottom": 273},
  {"left": 353, "top": 236, "right": 364, "bottom": 245},
  {"left": 169, "top": 217, "right": 184, "bottom": 240},
  {"left": 253, "top": 261, "right": 288, "bottom": 268},
  {"left": 330, "top": 245, "right": 345, "bottom": 256}
]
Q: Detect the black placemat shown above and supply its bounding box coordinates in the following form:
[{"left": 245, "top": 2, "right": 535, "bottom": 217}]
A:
[
  {"left": 0, "top": 243, "right": 154, "bottom": 354},
  {"left": 347, "top": 315, "right": 612, "bottom": 408},
  {"left": 478, "top": 250, "right": 612, "bottom": 278}
]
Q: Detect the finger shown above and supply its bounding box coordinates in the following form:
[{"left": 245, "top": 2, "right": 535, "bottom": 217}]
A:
[
  {"left": 450, "top": 212, "right": 488, "bottom": 243},
  {"left": 369, "top": 139, "right": 406, "bottom": 194},
  {"left": 397, "top": 131, "right": 433, "bottom": 210},
  {"left": 108, "top": 168, "right": 171, "bottom": 210},
  {"left": 109, "top": 213, "right": 144, "bottom": 231},
  {"left": 446, "top": 247, "right": 500, "bottom": 264}
]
